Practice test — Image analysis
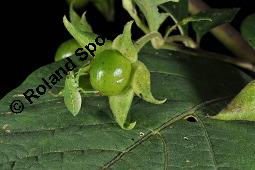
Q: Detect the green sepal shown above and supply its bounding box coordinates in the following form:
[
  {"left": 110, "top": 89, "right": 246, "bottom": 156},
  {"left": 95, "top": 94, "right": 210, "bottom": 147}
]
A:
[
  {"left": 131, "top": 61, "right": 167, "bottom": 104},
  {"left": 109, "top": 87, "right": 136, "bottom": 130},
  {"left": 112, "top": 21, "right": 138, "bottom": 63},
  {"left": 63, "top": 16, "right": 112, "bottom": 57},
  {"left": 212, "top": 80, "right": 255, "bottom": 121},
  {"left": 69, "top": 4, "right": 93, "bottom": 33},
  {"left": 64, "top": 72, "right": 82, "bottom": 116}
]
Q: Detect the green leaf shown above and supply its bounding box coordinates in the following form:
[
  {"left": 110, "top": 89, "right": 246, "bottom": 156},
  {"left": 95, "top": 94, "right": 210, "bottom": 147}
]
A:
[
  {"left": 160, "top": 0, "right": 189, "bottom": 35},
  {"left": 123, "top": 0, "right": 178, "bottom": 33},
  {"left": 131, "top": 61, "right": 167, "bottom": 104},
  {"left": 112, "top": 21, "right": 138, "bottom": 63},
  {"left": 0, "top": 45, "right": 254, "bottom": 169},
  {"left": 64, "top": 72, "right": 82, "bottom": 116},
  {"left": 241, "top": 13, "right": 255, "bottom": 48},
  {"left": 109, "top": 88, "right": 136, "bottom": 130},
  {"left": 135, "top": 0, "right": 179, "bottom": 32},
  {"left": 192, "top": 8, "right": 239, "bottom": 42},
  {"left": 212, "top": 80, "right": 255, "bottom": 121}
]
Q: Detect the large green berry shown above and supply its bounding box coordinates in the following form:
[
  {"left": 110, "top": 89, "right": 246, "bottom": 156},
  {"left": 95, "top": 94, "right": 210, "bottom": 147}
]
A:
[
  {"left": 54, "top": 39, "right": 80, "bottom": 61},
  {"left": 89, "top": 50, "right": 132, "bottom": 96}
]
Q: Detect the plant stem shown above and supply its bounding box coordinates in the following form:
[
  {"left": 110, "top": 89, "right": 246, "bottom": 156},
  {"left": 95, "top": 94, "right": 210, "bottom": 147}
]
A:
[
  {"left": 165, "top": 35, "right": 198, "bottom": 48},
  {"left": 188, "top": 0, "right": 255, "bottom": 63},
  {"left": 161, "top": 43, "right": 255, "bottom": 72}
]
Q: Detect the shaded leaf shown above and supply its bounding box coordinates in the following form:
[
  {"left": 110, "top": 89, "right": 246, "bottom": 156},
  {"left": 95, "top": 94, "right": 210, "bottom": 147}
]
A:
[
  {"left": 241, "top": 13, "right": 255, "bottom": 48},
  {"left": 0, "top": 45, "right": 254, "bottom": 169},
  {"left": 212, "top": 80, "right": 255, "bottom": 121},
  {"left": 112, "top": 21, "right": 138, "bottom": 63},
  {"left": 192, "top": 8, "right": 239, "bottom": 42},
  {"left": 109, "top": 88, "right": 136, "bottom": 130}
]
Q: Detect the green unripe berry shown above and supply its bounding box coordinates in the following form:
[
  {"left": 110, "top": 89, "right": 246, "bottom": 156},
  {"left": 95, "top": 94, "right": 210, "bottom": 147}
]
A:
[
  {"left": 54, "top": 39, "right": 80, "bottom": 61},
  {"left": 89, "top": 50, "right": 132, "bottom": 96}
]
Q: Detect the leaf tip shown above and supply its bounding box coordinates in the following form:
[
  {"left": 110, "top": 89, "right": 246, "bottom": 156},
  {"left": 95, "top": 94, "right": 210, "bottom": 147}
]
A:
[{"left": 123, "top": 121, "right": 136, "bottom": 130}]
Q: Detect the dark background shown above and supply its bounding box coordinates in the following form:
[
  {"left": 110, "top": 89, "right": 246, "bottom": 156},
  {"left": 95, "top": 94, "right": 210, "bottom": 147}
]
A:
[{"left": 0, "top": 0, "right": 254, "bottom": 98}]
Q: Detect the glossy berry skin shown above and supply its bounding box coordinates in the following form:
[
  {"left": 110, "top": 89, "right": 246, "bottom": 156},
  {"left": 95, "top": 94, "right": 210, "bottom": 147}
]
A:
[
  {"left": 89, "top": 50, "right": 132, "bottom": 96},
  {"left": 54, "top": 39, "right": 80, "bottom": 61}
]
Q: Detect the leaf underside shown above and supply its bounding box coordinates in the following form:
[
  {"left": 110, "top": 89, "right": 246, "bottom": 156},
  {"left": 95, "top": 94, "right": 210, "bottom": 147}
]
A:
[{"left": 0, "top": 45, "right": 254, "bottom": 169}]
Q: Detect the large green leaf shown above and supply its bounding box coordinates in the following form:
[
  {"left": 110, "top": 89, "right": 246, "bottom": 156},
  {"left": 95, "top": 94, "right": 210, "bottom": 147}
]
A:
[{"left": 0, "top": 45, "right": 254, "bottom": 169}]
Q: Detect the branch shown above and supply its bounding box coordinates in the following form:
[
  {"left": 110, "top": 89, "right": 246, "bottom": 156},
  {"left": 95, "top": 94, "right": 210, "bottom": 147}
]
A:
[{"left": 161, "top": 43, "right": 255, "bottom": 72}]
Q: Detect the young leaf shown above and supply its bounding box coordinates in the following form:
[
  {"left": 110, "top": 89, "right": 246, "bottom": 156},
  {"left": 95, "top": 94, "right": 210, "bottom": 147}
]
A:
[
  {"left": 241, "top": 13, "right": 255, "bottom": 48},
  {"left": 192, "top": 8, "right": 239, "bottom": 42},
  {"left": 112, "top": 21, "right": 138, "bottom": 63},
  {"left": 212, "top": 80, "right": 255, "bottom": 121},
  {"left": 109, "top": 88, "right": 136, "bottom": 130},
  {"left": 123, "top": 0, "right": 178, "bottom": 33},
  {"left": 64, "top": 72, "right": 82, "bottom": 116},
  {"left": 134, "top": 0, "right": 178, "bottom": 32},
  {"left": 131, "top": 61, "right": 167, "bottom": 104},
  {"left": 122, "top": 0, "right": 149, "bottom": 33}
]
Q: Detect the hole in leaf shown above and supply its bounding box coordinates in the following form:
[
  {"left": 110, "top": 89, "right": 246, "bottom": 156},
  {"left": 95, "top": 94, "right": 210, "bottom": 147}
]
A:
[
  {"left": 139, "top": 132, "right": 144, "bottom": 137},
  {"left": 184, "top": 116, "right": 198, "bottom": 122},
  {"left": 131, "top": 138, "right": 134, "bottom": 141}
]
